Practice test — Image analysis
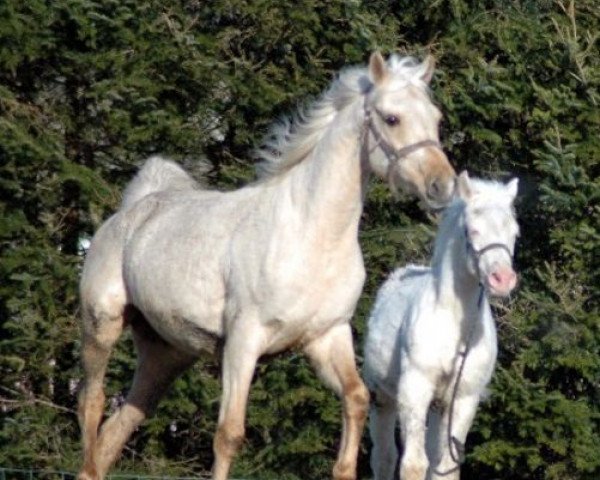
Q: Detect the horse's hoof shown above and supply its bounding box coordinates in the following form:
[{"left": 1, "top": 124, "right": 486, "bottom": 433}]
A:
[
  {"left": 77, "top": 467, "right": 99, "bottom": 480},
  {"left": 332, "top": 464, "right": 356, "bottom": 480}
]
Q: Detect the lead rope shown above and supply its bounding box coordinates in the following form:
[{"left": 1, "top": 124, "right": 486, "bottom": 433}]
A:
[
  {"left": 439, "top": 284, "right": 485, "bottom": 476},
  {"left": 431, "top": 281, "right": 485, "bottom": 476}
]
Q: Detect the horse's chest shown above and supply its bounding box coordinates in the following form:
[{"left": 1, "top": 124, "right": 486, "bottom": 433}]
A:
[
  {"left": 260, "top": 254, "right": 365, "bottom": 352},
  {"left": 251, "top": 234, "right": 362, "bottom": 302},
  {"left": 432, "top": 333, "right": 496, "bottom": 401},
  {"left": 409, "top": 309, "right": 496, "bottom": 395}
]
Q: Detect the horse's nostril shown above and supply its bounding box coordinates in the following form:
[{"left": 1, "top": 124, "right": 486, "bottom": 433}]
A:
[
  {"left": 427, "top": 177, "right": 452, "bottom": 203},
  {"left": 427, "top": 179, "right": 440, "bottom": 199}
]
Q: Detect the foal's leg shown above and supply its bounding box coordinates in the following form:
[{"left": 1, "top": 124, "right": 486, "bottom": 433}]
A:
[
  {"left": 304, "top": 323, "right": 370, "bottom": 480},
  {"left": 90, "top": 316, "right": 195, "bottom": 479},
  {"left": 429, "top": 395, "right": 480, "bottom": 480},
  {"left": 369, "top": 394, "right": 399, "bottom": 480},
  {"left": 397, "top": 372, "right": 434, "bottom": 480},
  {"left": 78, "top": 296, "right": 127, "bottom": 480},
  {"left": 212, "top": 326, "right": 264, "bottom": 480},
  {"left": 424, "top": 407, "right": 445, "bottom": 479}
]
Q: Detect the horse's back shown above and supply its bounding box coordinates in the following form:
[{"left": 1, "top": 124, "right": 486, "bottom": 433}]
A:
[
  {"left": 121, "top": 155, "right": 199, "bottom": 209},
  {"left": 368, "top": 264, "right": 431, "bottom": 332}
]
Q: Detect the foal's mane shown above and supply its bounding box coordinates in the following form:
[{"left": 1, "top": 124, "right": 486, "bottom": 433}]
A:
[{"left": 255, "top": 55, "right": 432, "bottom": 179}]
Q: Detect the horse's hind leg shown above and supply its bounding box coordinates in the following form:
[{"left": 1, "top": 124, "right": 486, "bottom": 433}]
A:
[
  {"left": 368, "top": 395, "right": 398, "bottom": 480},
  {"left": 91, "top": 314, "right": 195, "bottom": 479},
  {"left": 304, "top": 323, "right": 370, "bottom": 480},
  {"left": 78, "top": 296, "right": 127, "bottom": 480}
]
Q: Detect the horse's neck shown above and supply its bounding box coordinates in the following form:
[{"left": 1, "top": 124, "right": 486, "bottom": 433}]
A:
[
  {"left": 284, "top": 102, "right": 366, "bottom": 241},
  {"left": 433, "top": 223, "right": 482, "bottom": 323}
]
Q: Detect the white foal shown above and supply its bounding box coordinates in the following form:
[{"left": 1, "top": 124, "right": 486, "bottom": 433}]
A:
[{"left": 364, "top": 171, "right": 520, "bottom": 480}]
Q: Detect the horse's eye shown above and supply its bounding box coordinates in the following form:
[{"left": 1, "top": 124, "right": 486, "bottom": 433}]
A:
[{"left": 384, "top": 115, "right": 400, "bottom": 126}]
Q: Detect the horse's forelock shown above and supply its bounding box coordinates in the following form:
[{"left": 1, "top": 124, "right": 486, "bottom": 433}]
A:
[{"left": 467, "top": 179, "right": 518, "bottom": 212}]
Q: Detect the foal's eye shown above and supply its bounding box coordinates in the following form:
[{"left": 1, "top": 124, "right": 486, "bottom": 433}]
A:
[{"left": 384, "top": 115, "right": 400, "bottom": 126}]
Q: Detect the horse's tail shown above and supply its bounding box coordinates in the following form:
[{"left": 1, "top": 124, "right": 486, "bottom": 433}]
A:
[{"left": 121, "top": 156, "right": 198, "bottom": 209}]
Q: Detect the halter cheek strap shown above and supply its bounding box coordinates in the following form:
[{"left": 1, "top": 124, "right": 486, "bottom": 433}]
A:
[{"left": 362, "top": 99, "right": 442, "bottom": 165}]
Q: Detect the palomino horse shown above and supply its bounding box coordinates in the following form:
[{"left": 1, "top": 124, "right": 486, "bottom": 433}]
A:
[
  {"left": 364, "top": 172, "right": 519, "bottom": 480},
  {"left": 77, "top": 52, "right": 455, "bottom": 480}
]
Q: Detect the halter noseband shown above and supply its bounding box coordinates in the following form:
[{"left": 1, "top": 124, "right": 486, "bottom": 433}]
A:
[
  {"left": 468, "top": 239, "right": 513, "bottom": 263},
  {"left": 362, "top": 97, "right": 442, "bottom": 164},
  {"left": 465, "top": 228, "right": 514, "bottom": 303}
]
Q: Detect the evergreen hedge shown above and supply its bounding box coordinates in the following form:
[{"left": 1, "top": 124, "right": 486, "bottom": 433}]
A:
[{"left": 1, "top": 1, "right": 598, "bottom": 479}]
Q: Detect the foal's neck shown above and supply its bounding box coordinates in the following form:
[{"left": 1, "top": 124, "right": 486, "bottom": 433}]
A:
[{"left": 433, "top": 221, "right": 482, "bottom": 322}]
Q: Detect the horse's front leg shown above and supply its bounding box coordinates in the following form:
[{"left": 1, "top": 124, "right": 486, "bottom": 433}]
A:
[
  {"left": 304, "top": 323, "right": 370, "bottom": 480},
  {"left": 429, "top": 394, "right": 480, "bottom": 480},
  {"left": 212, "top": 326, "right": 263, "bottom": 480},
  {"left": 397, "top": 372, "right": 434, "bottom": 480}
]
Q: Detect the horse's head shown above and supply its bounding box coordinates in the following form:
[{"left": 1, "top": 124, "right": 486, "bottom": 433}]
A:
[
  {"left": 363, "top": 52, "right": 456, "bottom": 209},
  {"left": 458, "top": 171, "right": 520, "bottom": 297}
]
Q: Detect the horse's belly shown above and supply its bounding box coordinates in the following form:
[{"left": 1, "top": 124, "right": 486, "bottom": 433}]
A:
[
  {"left": 142, "top": 310, "right": 223, "bottom": 356},
  {"left": 122, "top": 200, "right": 234, "bottom": 354},
  {"left": 125, "top": 250, "right": 227, "bottom": 355}
]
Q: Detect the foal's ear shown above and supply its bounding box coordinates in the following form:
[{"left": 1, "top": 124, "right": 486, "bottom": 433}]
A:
[
  {"left": 369, "top": 51, "right": 389, "bottom": 86},
  {"left": 457, "top": 170, "right": 473, "bottom": 200},
  {"left": 506, "top": 177, "right": 519, "bottom": 200},
  {"left": 420, "top": 55, "right": 436, "bottom": 84}
]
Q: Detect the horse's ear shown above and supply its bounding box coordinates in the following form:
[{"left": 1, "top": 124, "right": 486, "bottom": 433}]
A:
[
  {"left": 369, "top": 51, "right": 389, "bottom": 86},
  {"left": 420, "top": 55, "right": 436, "bottom": 84},
  {"left": 457, "top": 170, "right": 472, "bottom": 200},
  {"left": 506, "top": 177, "right": 519, "bottom": 200}
]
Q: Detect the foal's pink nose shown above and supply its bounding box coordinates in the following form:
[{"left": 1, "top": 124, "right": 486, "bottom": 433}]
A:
[{"left": 487, "top": 267, "right": 517, "bottom": 296}]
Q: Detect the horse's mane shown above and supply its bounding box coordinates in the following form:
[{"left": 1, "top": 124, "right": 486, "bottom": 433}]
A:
[
  {"left": 255, "top": 55, "right": 432, "bottom": 179},
  {"left": 431, "top": 178, "right": 517, "bottom": 267}
]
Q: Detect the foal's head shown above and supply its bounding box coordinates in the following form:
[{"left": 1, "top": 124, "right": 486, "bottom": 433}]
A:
[
  {"left": 457, "top": 171, "right": 520, "bottom": 297},
  {"left": 364, "top": 52, "right": 456, "bottom": 209}
]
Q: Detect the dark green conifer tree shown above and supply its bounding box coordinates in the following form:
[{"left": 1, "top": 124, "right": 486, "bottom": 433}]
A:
[{"left": 1, "top": 1, "right": 598, "bottom": 479}]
